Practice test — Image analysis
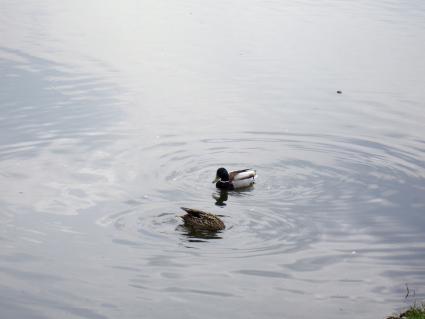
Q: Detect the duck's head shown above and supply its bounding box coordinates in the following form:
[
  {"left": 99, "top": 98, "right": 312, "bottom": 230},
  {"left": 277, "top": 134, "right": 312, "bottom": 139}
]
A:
[{"left": 212, "top": 167, "right": 230, "bottom": 183}]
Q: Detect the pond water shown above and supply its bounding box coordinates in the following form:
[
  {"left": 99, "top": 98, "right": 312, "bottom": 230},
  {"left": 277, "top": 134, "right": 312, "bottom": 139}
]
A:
[{"left": 1, "top": 1, "right": 425, "bottom": 318}]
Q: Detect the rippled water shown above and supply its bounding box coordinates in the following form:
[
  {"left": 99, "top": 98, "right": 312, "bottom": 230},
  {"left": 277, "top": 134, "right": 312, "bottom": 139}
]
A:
[{"left": 1, "top": 1, "right": 425, "bottom": 318}]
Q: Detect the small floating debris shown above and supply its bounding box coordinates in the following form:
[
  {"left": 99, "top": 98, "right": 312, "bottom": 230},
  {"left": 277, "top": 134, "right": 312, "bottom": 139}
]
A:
[{"left": 337, "top": 90, "right": 342, "bottom": 94}]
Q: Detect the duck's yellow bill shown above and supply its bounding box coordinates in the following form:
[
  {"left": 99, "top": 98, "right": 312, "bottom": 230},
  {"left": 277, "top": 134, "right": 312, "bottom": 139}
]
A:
[{"left": 212, "top": 176, "right": 220, "bottom": 183}]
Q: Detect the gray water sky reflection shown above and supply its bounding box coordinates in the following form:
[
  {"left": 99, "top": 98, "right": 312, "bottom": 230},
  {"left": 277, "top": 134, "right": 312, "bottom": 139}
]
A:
[
  {"left": 0, "top": 47, "right": 123, "bottom": 160},
  {"left": 1, "top": 1, "right": 425, "bottom": 318}
]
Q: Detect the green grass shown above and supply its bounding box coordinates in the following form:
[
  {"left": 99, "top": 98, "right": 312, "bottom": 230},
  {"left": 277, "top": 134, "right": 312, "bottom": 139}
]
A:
[{"left": 388, "top": 304, "right": 425, "bottom": 319}]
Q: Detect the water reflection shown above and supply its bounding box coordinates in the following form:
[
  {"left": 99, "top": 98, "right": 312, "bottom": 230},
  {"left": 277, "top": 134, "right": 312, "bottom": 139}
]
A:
[
  {"left": 1, "top": 0, "right": 425, "bottom": 318},
  {"left": 0, "top": 47, "right": 127, "bottom": 216},
  {"left": 212, "top": 190, "right": 228, "bottom": 206},
  {"left": 212, "top": 186, "right": 256, "bottom": 205},
  {"left": 0, "top": 47, "right": 122, "bottom": 160},
  {"left": 177, "top": 225, "right": 224, "bottom": 242}
]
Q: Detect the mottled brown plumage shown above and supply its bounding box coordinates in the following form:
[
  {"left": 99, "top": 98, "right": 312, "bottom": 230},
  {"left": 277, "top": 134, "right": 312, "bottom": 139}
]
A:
[{"left": 180, "top": 207, "right": 225, "bottom": 231}]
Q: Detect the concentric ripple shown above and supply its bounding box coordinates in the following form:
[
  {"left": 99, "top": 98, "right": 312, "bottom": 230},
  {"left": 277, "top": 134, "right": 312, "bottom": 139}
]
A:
[{"left": 99, "top": 130, "right": 425, "bottom": 258}]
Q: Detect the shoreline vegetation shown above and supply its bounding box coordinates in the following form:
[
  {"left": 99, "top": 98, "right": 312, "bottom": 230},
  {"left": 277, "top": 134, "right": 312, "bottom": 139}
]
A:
[{"left": 387, "top": 303, "right": 425, "bottom": 319}]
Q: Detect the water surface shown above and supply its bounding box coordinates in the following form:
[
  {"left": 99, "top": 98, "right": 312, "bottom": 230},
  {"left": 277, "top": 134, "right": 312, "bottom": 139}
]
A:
[{"left": 1, "top": 1, "right": 425, "bottom": 318}]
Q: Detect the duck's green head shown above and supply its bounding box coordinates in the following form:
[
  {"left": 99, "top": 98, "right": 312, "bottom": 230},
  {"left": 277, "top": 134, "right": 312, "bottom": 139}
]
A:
[{"left": 212, "top": 167, "right": 230, "bottom": 183}]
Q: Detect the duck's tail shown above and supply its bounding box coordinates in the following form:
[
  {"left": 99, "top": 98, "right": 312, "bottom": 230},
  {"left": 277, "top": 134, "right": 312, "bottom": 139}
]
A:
[{"left": 180, "top": 207, "right": 203, "bottom": 217}]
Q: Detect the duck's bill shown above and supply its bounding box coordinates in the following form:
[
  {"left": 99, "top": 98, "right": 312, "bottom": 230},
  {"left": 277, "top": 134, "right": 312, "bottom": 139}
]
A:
[{"left": 212, "top": 176, "right": 220, "bottom": 183}]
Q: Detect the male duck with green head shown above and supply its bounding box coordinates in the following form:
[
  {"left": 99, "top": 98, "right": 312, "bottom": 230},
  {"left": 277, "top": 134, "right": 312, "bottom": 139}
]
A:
[{"left": 213, "top": 167, "right": 257, "bottom": 190}]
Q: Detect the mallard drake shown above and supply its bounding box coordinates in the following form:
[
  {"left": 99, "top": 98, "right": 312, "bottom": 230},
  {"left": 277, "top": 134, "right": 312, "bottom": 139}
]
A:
[
  {"left": 212, "top": 168, "right": 257, "bottom": 190},
  {"left": 180, "top": 207, "right": 225, "bottom": 231}
]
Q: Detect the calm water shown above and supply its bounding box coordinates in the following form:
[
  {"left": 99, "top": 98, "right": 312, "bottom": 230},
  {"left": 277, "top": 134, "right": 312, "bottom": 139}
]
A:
[{"left": 1, "top": 1, "right": 425, "bottom": 318}]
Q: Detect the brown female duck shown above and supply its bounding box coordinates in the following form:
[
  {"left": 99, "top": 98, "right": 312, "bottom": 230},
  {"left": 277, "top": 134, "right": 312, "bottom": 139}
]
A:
[{"left": 180, "top": 207, "right": 225, "bottom": 231}]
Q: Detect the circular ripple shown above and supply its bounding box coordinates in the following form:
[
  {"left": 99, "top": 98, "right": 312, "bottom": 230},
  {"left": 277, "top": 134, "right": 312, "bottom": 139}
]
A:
[{"left": 100, "top": 131, "right": 425, "bottom": 257}]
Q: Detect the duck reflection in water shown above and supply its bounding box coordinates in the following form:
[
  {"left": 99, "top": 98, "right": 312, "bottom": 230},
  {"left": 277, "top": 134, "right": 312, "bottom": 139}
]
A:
[
  {"left": 212, "top": 183, "right": 255, "bottom": 207},
  {"left": 213, "top": 189, "right": 228, "bottom": 206},
  {"left": 178, "top": 226, "right": 224, "bottom": 242}
]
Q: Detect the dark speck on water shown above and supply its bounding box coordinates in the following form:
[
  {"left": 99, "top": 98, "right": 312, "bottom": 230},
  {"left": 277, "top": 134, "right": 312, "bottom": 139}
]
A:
[{"left": 1, "top": 1, "right": 425, "bottom": 319}]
